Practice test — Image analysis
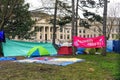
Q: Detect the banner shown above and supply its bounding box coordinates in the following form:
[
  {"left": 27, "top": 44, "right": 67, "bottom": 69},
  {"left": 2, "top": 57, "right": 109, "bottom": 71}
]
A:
[{"left": 73, "top": 35, "right": 105, "bottom": 48}]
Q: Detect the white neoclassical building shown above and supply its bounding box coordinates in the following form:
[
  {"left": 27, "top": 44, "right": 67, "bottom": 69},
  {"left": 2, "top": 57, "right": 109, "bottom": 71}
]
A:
[
  {"left": 14, "top": 11, "right": 120, "bottom": 43},
  {"left": 30, "top": 17, "right": 92, "bottom": 43}
]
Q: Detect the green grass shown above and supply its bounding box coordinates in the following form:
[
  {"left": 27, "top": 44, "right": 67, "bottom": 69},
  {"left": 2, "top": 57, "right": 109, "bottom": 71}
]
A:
[{"left": 0, "top": 53, "right": 120, "bottom": 80}]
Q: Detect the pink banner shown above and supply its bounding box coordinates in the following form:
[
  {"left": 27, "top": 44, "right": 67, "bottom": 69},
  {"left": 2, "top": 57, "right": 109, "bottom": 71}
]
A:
[{"left": 73, "top": 35, "right": 105, "bottom": 48}]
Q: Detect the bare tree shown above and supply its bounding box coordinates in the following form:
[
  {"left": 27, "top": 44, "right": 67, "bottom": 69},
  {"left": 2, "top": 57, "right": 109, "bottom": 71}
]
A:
[{"left": 107, "top": 3, "right": 120, "bottom": 40}]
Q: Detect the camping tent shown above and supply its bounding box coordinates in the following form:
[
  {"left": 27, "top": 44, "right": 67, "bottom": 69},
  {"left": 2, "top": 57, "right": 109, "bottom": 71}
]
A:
[
  {"left": 27, "top": 46, "right": 50, "bottom": 57},
  {"left": 58, "top": 46, "right": 72, "bottom": 55}
]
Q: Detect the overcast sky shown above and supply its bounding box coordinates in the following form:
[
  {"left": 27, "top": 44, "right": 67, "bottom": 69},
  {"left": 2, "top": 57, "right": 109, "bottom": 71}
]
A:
[
  {"left": 25, "top": 0, "right": 120, "bottom": 17},
  {"left": 25, "top": 0, "right": 120, "bottom": 10}
]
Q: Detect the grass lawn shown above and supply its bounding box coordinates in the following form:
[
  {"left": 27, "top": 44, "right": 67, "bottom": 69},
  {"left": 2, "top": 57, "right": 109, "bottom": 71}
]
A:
[{"left": 0, "top": 53, "right": 120, "bottom": 80}]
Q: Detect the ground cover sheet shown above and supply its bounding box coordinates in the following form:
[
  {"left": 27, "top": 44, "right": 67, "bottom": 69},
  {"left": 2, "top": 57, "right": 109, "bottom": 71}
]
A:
[{"left": 14, "top": 57, "right": 85, "bottom": 66}]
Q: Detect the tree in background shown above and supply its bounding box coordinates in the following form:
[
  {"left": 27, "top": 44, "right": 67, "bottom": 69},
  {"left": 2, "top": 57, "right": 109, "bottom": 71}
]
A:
[
  {"left": 42, "top": 0, "right": 72, "bottom": 45},
  {"left": 0, "top": 0, "right": 34, "bottom": 39},
  {"left": 107, "top": 3, "right": 120, "bottom": 40},
  {"left": 0, "top": 0, "right": 34, "bottom": 56},
  {"left": 79, "top": 0, "right": 108, "bottom": 56}
]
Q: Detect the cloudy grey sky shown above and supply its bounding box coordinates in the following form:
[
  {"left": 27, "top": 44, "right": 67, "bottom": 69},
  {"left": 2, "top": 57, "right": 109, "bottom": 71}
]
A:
[
  {"left": 25, "top": 0, "right": 120, "bottom": 10},
  {"left": 25, "top": 0, "right": 120, "bottom": 17}
]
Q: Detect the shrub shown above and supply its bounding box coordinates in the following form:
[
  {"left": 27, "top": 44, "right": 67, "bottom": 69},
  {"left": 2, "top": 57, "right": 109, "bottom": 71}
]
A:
[
  {"left": 85, "top": 48, "right": 96, "bottom": 54},
  {"left": 89, "top": 48, "right": 96, "bottom": 54}
]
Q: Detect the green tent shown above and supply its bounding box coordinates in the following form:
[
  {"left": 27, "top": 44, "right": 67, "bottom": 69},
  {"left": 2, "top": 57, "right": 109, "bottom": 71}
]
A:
[{"left": 27, "top": 46, "right": 50, "bottom": 57}]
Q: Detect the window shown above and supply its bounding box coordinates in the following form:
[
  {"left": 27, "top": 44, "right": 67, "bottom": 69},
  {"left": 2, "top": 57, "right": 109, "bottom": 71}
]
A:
[
  {"left": 40, "top": 35, "right": 42, "bottom": 39},
  {"left": 50, "top": 27, "right": 52, "bottom": 32},
  {"left": 79, "top": 30, "right": 81, "bottom": 33},
  {"left": 67, "top": 35, "right": 70, "bottom": 39},
  {"left": 40, "top": 27, "right": 42, "bottom": 32},
  {"left": 91, "top": 35, "right": 92, "bottom": 37},
  {"left": 83, "top": 35, "right": 85, "bottom": 37},
  {"left": 45, "top": 27, "right": 47, "bottom": 32},
  {"left": 67, "top": 30, "right": 69, "bottom": 33},
  {"left": 87, "top": 35, "right": 89, "bottom": 38},
  {"left": 60, "top": 34, "right": 63, "bottom": 39},
  {"left": 45, "top": 34, "right": 47, "bottom": 40},
  {"left": 83, "top": 30, "right": 85, "bottom": 33}
]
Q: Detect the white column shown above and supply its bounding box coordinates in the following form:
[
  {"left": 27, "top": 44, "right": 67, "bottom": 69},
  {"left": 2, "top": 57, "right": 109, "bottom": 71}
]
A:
[{"left": 37, "top": 32, "right": 40, "bottom": 41}]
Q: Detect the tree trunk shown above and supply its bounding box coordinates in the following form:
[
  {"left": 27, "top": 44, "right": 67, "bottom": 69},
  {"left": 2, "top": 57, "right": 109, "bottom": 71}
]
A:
[
  {"left": 75, "top": 0, "right": 79, "bottom": 36},
  {"left": 0, "top": 20, "right": 5, "bottom": 56},
  {"left": 72, "top": 0, "right": 76, "bottom": 55},
  {"left": 52, "top": 0, "right": 58, "bottom": 45},
  {"left": 102, "top": 0, "right": 108, "bottom": 56},
  {"left": 119, "top": 20, "right": 120, "bottom": 40},
  {"left": 0, "top": 42, "right": 3, "bottom": 56},
  {"left": 0, "top": 19, "right": 5, "bottom": 31}
]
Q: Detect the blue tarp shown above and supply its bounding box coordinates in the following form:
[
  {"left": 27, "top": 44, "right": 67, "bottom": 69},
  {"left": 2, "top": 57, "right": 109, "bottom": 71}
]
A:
[
  {"left": 113, "top": 40, "right": 120, "bottom": 53},
  {"left": 0, "top": 57, "right": 16, "bottom": 61},
  {"left": 0, "top": 31, "right": 5, "bottom": 42},
  {"left": 76, "top": 48, "right": 85, "bottom": 54},
  {"left": 107, "top": 40, "right": 113, "bottom": 52}
]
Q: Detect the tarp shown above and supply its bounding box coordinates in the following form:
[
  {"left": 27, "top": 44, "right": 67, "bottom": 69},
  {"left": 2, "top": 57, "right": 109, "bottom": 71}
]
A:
[
  {"left": 107, "top": 40, "right": 113, "bottom": 52},
  {"left": 76, "top": 48, "right": 85, "bottom": 54},
  {"left": 14, "top": 57, "right": 85, "bottom": 66},
  {"left": 73, "top": 35, "right": 105, "bottom": 48},
  {"left": 113, "top": 40, "right": 120, "bottom": 53},
  {"left": 0, "top": 31, "right": 5, "bottom": 42},
  {"left": 0, "top": 57, "right": 16, "bottom": 61},
  {"left": 2, "top": 39, "right": 57, "bottom": 57}
]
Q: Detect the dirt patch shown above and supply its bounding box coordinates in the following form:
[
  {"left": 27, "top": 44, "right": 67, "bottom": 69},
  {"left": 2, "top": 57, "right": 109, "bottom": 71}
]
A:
[{"left": 15, "top": 56, "right": 26, "bottom": 60}]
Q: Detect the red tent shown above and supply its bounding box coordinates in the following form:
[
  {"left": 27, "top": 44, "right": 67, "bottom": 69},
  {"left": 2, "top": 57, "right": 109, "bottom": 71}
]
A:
[{"left": 58, "top": 46, "right": 72, "bottom": 55}]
